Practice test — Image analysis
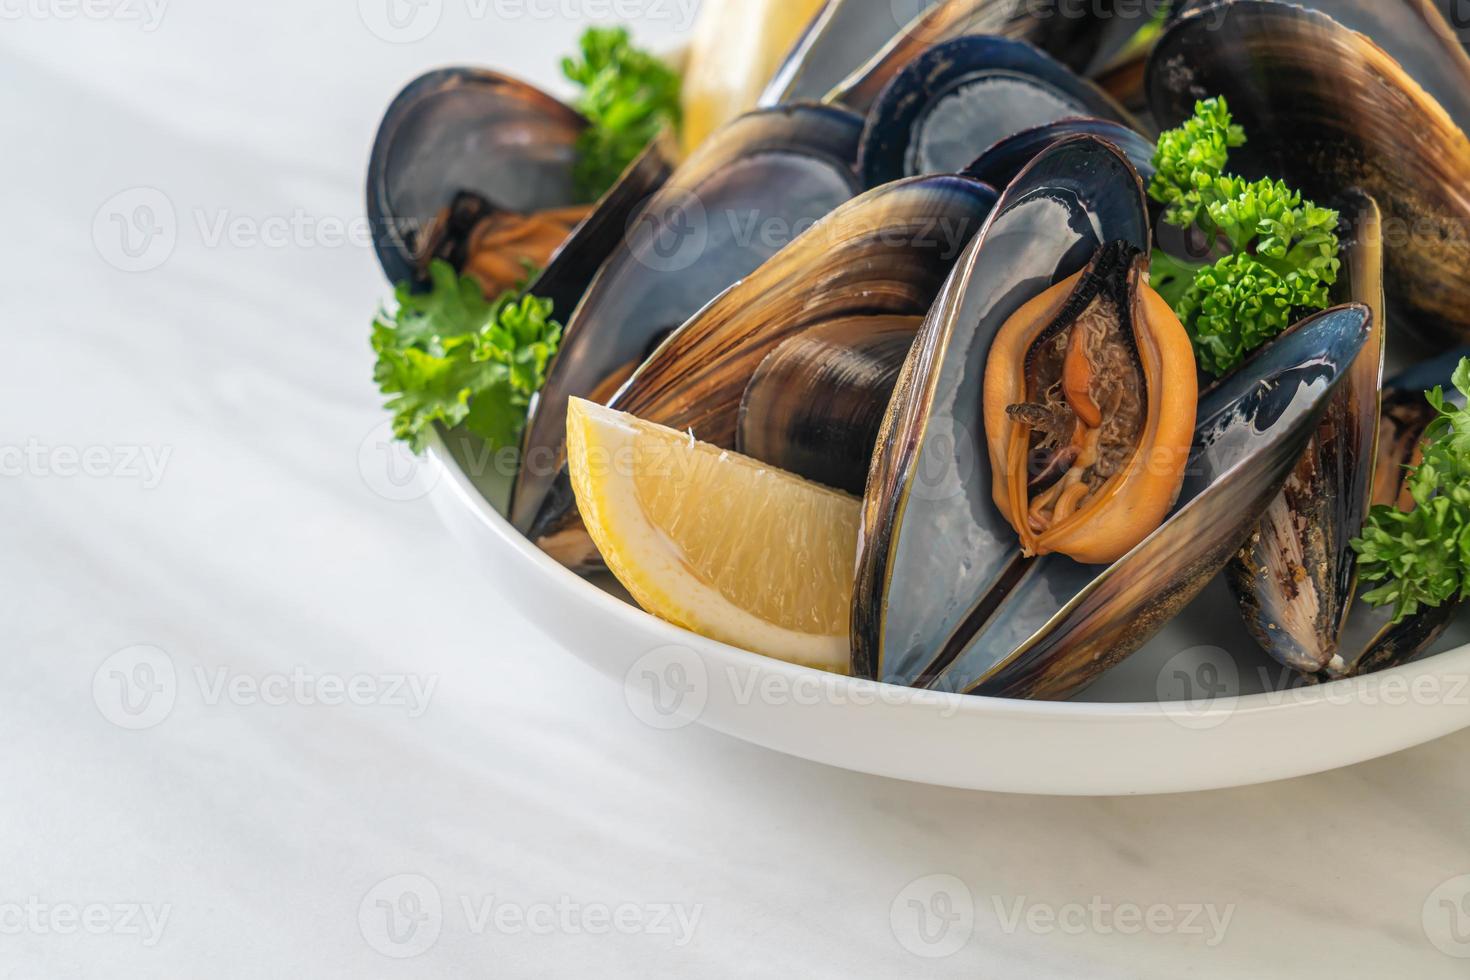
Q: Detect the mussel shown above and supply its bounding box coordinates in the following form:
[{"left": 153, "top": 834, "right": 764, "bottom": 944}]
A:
[
  {"left": 831, "top": 0, "right": 1169, "bottom": 112},
  {"left": 737, "top": 317, "right": 922, "bottom": 494},
  {"left": 858, "top": 36, "right": 1135, "bottom": 186},
  {"left": 509, "top": 104, "right": 867, "bottom": 545},
  {"left": 1146, "top": 0, "right": 1470, "bottom": 343},
  {"left": 1336, "top": 385, "right": 1465, "bottom": 679},
  {"left": 1225, "top": 192, "right": 1388, "bottom": 677},
  {"left": 963, "top": 118, "right": 1156, "bottom": 190},
  {"left": 760, "top": 0, "right": 943, "bottom": 107},
  {"left": 983, "top": 241, "right": 1197, "bottom": 565},
  {"left": 366, "top": 68, "right": 671, "bottom": 297},
  {"left": 1168, "top": 0, "right": 1470, "bottom": 135},
  {"left": 1231, "top": 311, "right": 1470, "bottom": 679},
  {"left": 851, "top": 135, "right": 1371, "bottom": 699},
  {"left": 528, "top": 174, "right": 1001, "bottom": 569}
]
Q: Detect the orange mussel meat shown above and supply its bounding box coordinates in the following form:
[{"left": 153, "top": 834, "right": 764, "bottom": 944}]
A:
[{"left": 983, "top": 242, "right": 1197, "bottom": 565}]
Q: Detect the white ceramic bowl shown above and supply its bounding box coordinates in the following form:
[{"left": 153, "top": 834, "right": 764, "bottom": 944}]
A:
[{"left": 425, "top": 429, "right": 1470, "bottom": 796}]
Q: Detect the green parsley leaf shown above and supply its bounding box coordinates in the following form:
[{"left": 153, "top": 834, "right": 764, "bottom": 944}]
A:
[
  {"left": 372, "top": 260, "right": 562, "bottom": 454},
  {"left": 1352, "top": 358, "right": 1470, "bottom": 624},
  {"left": 1148, "top": 98, "right": 1341, "bottom": 376},
  {"left": 1148, "top": 95, "right": 1244, "bottom": 230},
  {"left": 562, "top": 26, "right": 681, "bottom": 203}
]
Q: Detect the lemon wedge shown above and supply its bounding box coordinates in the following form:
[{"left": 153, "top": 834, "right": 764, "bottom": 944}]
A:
[
  {"left": 679, "top": 0, "right": 829, "bottom": 154},
  {"left": 566, "top": 397, "right": 858, "bottom": 672}
]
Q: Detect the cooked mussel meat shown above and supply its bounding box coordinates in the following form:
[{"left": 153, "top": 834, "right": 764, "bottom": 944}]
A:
[
  {"left": 851, "top": 134, "right": 1371, "bottom": 699},
  {"left": 416, "top": 192, "right": 592, "bottom": 297},
  {"left": 367, "top": 67, "right": 644, "bottom": 292},
  {"left": 984, "top": 241, "right": 1197, "bottom": 564}
]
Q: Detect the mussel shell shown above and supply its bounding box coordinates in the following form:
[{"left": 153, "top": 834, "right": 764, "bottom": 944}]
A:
[
  {"left": 833, "top": 0, "right": 1168, "bottom": 112},
  {"left": 736, "top": 316, "right": 922, "bottom": 494},
  {"left": 858, "top": 36, "right": 1134, "bottom": 186},
  {"left": 522, "top": 138, "right": 675, "bottom": 327},
  {"left": 1170, "top": 0, "right": 1470, "bottom": 136},
  {"left": 761, "top": 0, "right": 941, "bottom": 107},
  {"left": 367, "top": 68, "right": 587, "bottom": 286},
  {"left": 510, "top": 104, "right": 866, "bottom": 538},
  {"left": 1226, "top": 192, "right": 1386, "bottom": 676},
  {"left": 1146, "top": 0, "right": 1470, "bottom": 341},
  {"left": 1319, "top": 363, "right": 1470, "bottom": 679},
  {"left": 530, "top": 174, "right": 1001, "bottom": 568},
  {"left": 963, "top": 117, "right": 1157, "bottom": 190},
  {"left": 932, "top": 304, "right": 1371, "bottom": 699},
  {"left": 852, "top": 135, "right": 1151, "bottom": 686}
]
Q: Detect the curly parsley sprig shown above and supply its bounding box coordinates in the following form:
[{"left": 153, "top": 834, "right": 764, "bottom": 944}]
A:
[
  {"left": 1351, "top": 359, "right": 1470, "bottom": 625},
  {"left": 372, "top": 260, "right": 563, "bottom": 453},
  {"left": 1148, "top": 98, "right": 1342, "bottom": 377},
  {"left": 562, "top": 26, "right": 681, "bottom": 203}
]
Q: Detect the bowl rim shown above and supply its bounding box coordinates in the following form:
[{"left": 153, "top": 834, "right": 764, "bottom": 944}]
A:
[{"left": 427, "top": 427, "right": 1470, "bottom": 720}]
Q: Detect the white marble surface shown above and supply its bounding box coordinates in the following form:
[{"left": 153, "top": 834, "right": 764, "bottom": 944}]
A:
[{"left": 6, "top": 2, "right": 1470, "bottom": 976}]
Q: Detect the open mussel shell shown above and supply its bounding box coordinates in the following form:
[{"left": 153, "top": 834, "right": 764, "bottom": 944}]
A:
[
  {"left": 368, "top": 68, "right": 596, "bottom": 286},
  {"left": 761, "top": 0, "right": 941, "bottom": 107},
  {"left": 736, "top": 316, "right": 922, "bottom": 494},
  {"left": 963, "top": 117, "right": 1156, "bottom": 190},
  {"left": 529, "top": 174, "right": 1001, "bottom": 569},
  {"left": 1320, "top": 362, "right": 1469, "bottom": 679},
  {"left": 932, "top": 304, "right": 1370, "bottom": 699},
  {"left": 832, "top": 0, "right": 1166, "bottom": 112},
  {"left": 1226, "top": 192, "right": 1386, "bottom": 676},
  {"left": 858, "top": 36, "right": 1135, "bottom": 186},
  {"left": 1170, "top": 0, "right": 1470, "bottom": 134},
  {"left": 509, "top": 104, "right": 866, "bottom": 540},
  {"left": 1146, "top": 0, "right": 1470, "bottom": 342},
  {"left": 517, "top": 137, "right": 676, "bottom": 332},
  {"left": 852, "top": 135, "right": 1151, "bottom": 686}
]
